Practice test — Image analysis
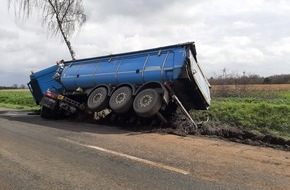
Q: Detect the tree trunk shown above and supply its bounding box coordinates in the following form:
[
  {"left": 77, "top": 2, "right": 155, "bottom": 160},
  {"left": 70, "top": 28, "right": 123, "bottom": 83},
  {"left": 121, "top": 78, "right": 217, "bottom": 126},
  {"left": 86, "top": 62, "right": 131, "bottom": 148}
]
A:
[
  {"left": 58, "top": 24, "right": 76, "bottom": 60},
  {"left": 48, "top": 0, "right": 76, "bottom": 60}
]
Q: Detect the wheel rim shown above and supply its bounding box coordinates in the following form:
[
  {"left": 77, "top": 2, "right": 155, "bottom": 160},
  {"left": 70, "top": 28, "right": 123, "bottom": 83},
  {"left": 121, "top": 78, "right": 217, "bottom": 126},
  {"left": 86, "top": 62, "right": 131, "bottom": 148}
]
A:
[
  {"left": 87, "top": 87, "right": 108, "bottom": 111},
  {"left": 133, "top": 88, "right": 161, "bottom": 118},
  {"left": 93, "top": 93, "right": 103, "bottom": 103},
  {"left": 139, "top": 94, "right": 153, "bottom": 107},
  {"left": 109, "top": 86, "right": 133, "bottom": 113},
  {"left": 115, "top": 92, "right": 126, "bottom": 104}
]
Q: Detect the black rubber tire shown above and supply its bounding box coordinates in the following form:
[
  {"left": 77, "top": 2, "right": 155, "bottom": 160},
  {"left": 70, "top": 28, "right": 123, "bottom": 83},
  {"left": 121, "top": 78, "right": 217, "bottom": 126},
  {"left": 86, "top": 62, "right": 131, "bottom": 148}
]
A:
[
  {"left": 109, "top": 86, "right": 133, "bottom": 113},
  {"left": 87, "top": 87, "right": 108, "bottom": 111},
  {"left": 40, "top": 106, "right": 57, "bottom": 119},
  {"left": 133, "top": 88, "right": 162, "bottom": 118},
  {"left": 40, "top": 106, "right": 50, "bottom": 119}
]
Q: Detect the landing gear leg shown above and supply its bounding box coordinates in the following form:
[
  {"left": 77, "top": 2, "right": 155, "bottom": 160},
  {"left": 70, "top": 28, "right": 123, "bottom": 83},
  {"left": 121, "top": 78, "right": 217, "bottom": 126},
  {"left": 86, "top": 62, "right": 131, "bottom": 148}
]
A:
[{"left": 172, "top": 95, "right": 198, "bottom": 129}]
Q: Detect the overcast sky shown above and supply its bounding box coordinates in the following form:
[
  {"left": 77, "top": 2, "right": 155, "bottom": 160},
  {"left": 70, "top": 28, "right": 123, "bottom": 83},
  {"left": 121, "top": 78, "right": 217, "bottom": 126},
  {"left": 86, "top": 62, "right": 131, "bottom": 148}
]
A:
[{"left": 1, "top": 0, "right": 290, "bottom": 86}]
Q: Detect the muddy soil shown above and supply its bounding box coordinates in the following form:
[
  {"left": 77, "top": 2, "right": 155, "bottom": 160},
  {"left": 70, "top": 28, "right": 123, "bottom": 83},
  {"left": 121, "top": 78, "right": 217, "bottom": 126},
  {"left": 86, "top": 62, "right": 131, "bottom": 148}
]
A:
[
  {"left": 114, "top": 111, "right": 290, "bottom": 151},
  {"left": 148, "top": 113, "right": 290, "bottom": 151},
  {"left": 2, "top": 108, "right": 289, "bottom": 151}
]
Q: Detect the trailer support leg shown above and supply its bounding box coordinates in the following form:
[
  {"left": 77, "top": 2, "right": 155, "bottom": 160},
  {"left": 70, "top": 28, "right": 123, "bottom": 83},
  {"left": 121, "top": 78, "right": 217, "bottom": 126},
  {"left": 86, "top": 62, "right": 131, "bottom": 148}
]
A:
[{"left": 172, "top": 95, "right": 197, "bottom": 129}]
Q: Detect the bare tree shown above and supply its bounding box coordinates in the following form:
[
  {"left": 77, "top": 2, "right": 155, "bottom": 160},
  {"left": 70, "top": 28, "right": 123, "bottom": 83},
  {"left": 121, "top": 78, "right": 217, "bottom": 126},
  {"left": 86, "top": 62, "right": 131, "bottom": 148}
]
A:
[
  {"left": 8, "top": 0, "right": 86, "bottom": 60},
  {"left": 20, "top": 84, "right": 26, "bottom": 89},
  {"left": 11, "top": 84, "right": 18, "bottom": 89}
]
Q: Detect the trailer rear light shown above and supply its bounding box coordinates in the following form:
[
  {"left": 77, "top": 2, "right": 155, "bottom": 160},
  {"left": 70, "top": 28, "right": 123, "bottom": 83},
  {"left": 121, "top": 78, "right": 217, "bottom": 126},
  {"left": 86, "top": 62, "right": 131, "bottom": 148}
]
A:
[{"left": 45, "top": 90, "right": 56, "bottom": 99}]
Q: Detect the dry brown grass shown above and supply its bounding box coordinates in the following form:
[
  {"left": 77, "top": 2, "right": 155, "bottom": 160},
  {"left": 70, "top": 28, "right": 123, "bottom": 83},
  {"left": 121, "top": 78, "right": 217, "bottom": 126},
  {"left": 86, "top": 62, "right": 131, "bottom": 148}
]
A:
[
  {"left": 0, "top": 89, "right": 29, "bottom": 92},
  {"left": 211, "top": 84, "right": 290, "bottom": 91}
]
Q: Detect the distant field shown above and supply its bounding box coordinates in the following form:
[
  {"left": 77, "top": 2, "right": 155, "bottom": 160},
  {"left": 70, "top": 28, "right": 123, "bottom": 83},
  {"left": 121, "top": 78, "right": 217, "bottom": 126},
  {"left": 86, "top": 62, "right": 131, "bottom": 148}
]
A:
[
  {"left": 0, "top": 89, "right": 30, "bottom": 92},
  {"left": 211, "top": 84, "right": 290, "bottom": 91}
]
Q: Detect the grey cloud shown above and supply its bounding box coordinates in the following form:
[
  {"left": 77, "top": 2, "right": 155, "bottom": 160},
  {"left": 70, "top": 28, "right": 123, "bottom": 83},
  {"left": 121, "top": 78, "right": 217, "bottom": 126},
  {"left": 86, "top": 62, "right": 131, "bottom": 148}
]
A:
[
  {"left": 1, "top": 0, "right": 290, "bottom": 86},
  {"left": 87, "top": 0, "right": 176, "bottom": 17},
  {"left": 85, "top": 0, "right": 202, "bottom": 23},
  {"left": 0, "top": 29, "right": 19, "bottom": 40}
]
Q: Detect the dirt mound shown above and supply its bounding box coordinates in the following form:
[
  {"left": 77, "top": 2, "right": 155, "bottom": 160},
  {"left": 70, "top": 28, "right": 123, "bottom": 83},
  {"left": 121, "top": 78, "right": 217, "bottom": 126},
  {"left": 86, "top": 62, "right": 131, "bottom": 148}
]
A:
[{"left": 152, "top": 112, "right": 290, "bottom": 151}]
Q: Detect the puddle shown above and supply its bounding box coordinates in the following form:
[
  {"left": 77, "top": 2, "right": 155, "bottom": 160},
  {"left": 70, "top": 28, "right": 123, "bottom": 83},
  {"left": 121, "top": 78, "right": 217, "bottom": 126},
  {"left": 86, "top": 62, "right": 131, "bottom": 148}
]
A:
[{"left": 0, "top": 111, "right": 37, "bottom": 117}]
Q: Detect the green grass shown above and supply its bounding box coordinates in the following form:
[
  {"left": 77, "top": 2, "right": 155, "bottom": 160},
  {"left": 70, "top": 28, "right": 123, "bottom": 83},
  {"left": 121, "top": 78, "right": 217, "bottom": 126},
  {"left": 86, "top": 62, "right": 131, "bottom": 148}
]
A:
[
  {"left": 1, "top": 89, "right": 289, "bottom": 140},
  {"left": 278, "top": 91, "right": 290, "bottom": 102},
  {"left": 192, "top": 90, "right": 290, "bottom": 140},
  {"left": 0, "top": 90, "right": 39, "bottom": 110}
]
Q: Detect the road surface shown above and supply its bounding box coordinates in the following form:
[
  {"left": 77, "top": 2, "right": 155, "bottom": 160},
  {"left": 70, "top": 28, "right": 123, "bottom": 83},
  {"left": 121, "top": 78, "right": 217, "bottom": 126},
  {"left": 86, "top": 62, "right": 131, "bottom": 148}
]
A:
[{"left": 0, "top": 109, "right": 289, "bottom": 190}]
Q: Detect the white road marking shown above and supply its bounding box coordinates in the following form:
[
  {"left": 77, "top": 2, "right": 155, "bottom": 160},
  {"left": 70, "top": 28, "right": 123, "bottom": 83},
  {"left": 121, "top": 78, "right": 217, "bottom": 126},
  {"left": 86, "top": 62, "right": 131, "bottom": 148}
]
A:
[{"left": 60, "top": 137, "right": 190, "bottom": 175}]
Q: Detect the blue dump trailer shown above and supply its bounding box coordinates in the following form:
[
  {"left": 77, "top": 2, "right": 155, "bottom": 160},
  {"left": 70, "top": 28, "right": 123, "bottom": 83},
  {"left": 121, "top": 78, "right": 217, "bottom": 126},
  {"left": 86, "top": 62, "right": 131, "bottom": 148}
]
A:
[{"left": 28, "top": 42, "right": 211, "bottom": 124}]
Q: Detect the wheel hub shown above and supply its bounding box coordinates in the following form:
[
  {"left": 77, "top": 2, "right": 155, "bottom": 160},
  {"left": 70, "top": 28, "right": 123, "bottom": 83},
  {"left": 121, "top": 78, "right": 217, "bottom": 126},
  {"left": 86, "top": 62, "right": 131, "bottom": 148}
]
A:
[
  {"left": 139, "top": 95, "right": 152, "bottom": 107},
  {"left": 93, "top": 93, "right": 102, "bottom": 103},
  {"left": 115, "top": 93, "right": 126, "bottom": 104}
]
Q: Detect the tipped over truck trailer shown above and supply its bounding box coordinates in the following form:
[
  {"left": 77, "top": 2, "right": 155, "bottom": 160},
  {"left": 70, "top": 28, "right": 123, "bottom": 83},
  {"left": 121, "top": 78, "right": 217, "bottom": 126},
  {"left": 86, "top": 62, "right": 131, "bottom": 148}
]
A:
[{"left": 28, "top": 42, "right": 211, "bottom": 125}]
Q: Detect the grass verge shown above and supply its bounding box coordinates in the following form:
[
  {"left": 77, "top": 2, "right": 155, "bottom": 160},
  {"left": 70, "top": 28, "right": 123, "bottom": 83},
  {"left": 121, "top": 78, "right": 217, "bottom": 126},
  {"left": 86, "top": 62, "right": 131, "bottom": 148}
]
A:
[
  {"left": 192, "top": 89, "right": 290, "bottom": 140},
  {"left": 0, "top": 90, "right": 39, "bottom": 110}
]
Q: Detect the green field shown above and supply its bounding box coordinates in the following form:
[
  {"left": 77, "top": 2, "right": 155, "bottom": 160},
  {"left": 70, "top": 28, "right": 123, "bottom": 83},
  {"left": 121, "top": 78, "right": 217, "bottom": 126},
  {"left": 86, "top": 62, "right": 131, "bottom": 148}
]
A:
[
  {"left": 191, "top": 88, "right": 290, "bottom": 140},
  {"left": 0, "top": 90, "right": 39, "bottom": 110},
  {"left": 1, "top": 88, "right": 289, "bottom": 140}
]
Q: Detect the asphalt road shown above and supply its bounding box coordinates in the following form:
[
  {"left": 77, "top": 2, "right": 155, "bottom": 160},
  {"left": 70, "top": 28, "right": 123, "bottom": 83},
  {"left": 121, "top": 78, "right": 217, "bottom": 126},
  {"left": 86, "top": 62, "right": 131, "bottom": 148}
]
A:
[{"left": 1, "top": 110, "right": 289, "bottom": 190}]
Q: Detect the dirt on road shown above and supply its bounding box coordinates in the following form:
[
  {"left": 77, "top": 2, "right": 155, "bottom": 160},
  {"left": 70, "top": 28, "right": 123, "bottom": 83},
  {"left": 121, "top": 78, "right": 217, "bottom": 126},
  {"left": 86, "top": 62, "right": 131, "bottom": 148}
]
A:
[
  {"left": 133, "top": 133, "right": 290, "bottom": 190},
  {"left": 116, "top": 111, "right": 290, "bottom": 151},
  {"left": 1, "top": 108, "right": 290, "bottom": 189}
]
